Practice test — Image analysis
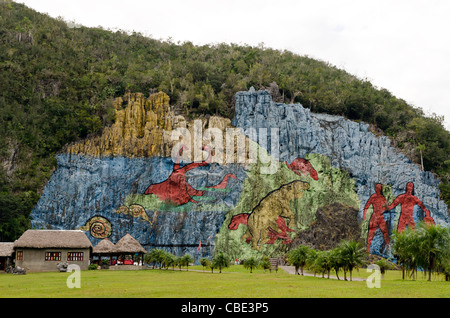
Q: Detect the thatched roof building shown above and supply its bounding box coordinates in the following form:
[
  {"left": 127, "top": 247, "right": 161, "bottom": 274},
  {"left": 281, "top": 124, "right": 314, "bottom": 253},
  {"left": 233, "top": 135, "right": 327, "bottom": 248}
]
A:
[
  {"left": 13, "top": 230, "right": 92, "bottom": 272},
  {"left": 0, "top": 243, "right": 14, "bottom": 257},
  {"left": 92, "top": 234, "right": 146, "bottom": 267},
  {"left": 92, "top": 238, "right": 117, "bottom": 254},
  {"left": 115, "top": 233, "right": 147, "bottom": 254},
  {"left": 14, "top": 230, "right": 92, "bottom": 249},
  {"left": 0, "top": 242, "right": 14, "bottom": 271},
  {"left": 92, "top": 235, "right": 146, "bottom": 255}
]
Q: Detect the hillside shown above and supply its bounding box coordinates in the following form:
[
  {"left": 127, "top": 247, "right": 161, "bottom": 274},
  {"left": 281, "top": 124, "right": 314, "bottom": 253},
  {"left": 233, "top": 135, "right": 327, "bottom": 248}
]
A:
[{"left": 0, "top": 1, "right": 449, "bottom": 241}]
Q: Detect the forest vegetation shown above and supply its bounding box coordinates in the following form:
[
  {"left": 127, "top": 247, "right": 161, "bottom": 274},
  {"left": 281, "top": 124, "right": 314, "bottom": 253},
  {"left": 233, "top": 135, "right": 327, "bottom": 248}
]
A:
[{"left": 0, "top": 1, "right": 449, "bottom": 241}]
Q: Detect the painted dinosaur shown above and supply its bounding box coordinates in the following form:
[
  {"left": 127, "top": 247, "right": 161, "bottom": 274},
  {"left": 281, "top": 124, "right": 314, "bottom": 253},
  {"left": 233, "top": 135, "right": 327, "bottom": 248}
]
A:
[
  {"left": 286, "top": 158, "right": 318, "bottom": 180},
  {"left": 229, "top": 180, "right": 310, "bottom": 250},
  {"left": 228, "top": 213, "right": 295, "bottom": 244}
]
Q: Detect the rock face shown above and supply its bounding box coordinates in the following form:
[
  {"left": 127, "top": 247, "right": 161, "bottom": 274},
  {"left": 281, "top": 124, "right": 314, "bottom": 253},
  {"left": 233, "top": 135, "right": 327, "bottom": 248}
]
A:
[
  {"left": 31, "top": 89, "right": 449, "bottom": 260},
  {"left": 67, "top": 92, "right": 173, "bottom": 158},
  {"left": 291, "top": 203, "right": 361, "bottom": 251},
  {"left": 33, "top": 92, "right": 250, "bottom": 258},
  {"left": 232, "top": 88, "right": 449, "bottom": 256}
]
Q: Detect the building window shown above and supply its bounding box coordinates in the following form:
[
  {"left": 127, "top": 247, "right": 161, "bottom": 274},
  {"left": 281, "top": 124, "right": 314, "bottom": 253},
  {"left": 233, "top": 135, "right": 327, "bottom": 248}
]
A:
[
  {"left": 17, "top": 251, "right": 23, "bottom": 261},
  {"left": 45, "top": 252, "right": 61, "bottom": 261},
  {"left": 67, "top": 252, "right": 84, "bottom": 261}
]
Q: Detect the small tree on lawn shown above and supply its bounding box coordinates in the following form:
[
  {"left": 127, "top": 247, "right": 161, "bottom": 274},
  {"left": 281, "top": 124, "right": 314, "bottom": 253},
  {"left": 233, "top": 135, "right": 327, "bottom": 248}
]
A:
[
  {"left": 199, "top": 258, "right": 211, "bottom": 272},
  {"left": 314, "top": 250, "right": 332, "bottom": 279},
  {"left": 212, "top": 252, "right": 229, "bottom": 273},
  {"left": 243, "top": 257, "right": 259, "bottom": 273},
  {"left": 209, "top": 260, "right": 217, "bottom": 273},
  {"left": 338, "top": 240, "right": 366, "bottom": 281},
  {"left": 162, "top": 252, "right": 176, "bottom": 270},
  {"left": 182, "top": 254, "right": 193, "bottom": 271},
  {"left": 329, "top": 247, "right": 343, "bottom": 280},
  {"left": 287, "top": 245, "right": 310, "bottom": 275},
  {"left": 145, "top": 248, "right": 165, "bottom": 269},
  {"left": 417, "top": 222, "right": 449, "bottom": 281},
  {"left": 392, "top": 227, "right": 420, "bottom": 280},
  {"left": 375, "top": 258, "right": 395, "bottom": 280},
  {"left": 259, "top": 256, "right": 271, "bottom": 273},
  {"left": 306, "top": 248, "right": 319, "bottom": 277},
  {"left": 176, "top": 256, "right": 183, "bottom": 271}
]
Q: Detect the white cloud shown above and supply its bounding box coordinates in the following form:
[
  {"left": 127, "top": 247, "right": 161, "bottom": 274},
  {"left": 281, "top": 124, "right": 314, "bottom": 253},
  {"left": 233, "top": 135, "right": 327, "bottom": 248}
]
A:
[{"left": 17, "top": 0, "right": 450, "bottom": 129}]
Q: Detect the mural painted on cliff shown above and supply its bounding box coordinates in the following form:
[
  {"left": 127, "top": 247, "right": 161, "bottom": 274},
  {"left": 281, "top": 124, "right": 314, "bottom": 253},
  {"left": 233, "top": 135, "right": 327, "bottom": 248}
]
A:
[
  {"left": 109, "top": 138, "right": 324, "bottom": 255},
  {"left": 78, "top": 216, "right": 113, "bottom": 239},
  {"left": 363, "top": 184, "right": 390, "bottom": 253},
  {"left": 143, "top": 145, "right": 237, "bottom": 206},
  {"left": 116, "top": 204, "right": 152, "bottom": 225},
  {"left": 30, "top": 89, "right": 449, "bottom": 261},
  {"left": 363, "top": 182, "right": 436, "bottom": 255},
  {"left": 285, "top": 158, "right": 319, "bottom": 181},
  {"left": 229, "top": 180, "right": 310, "bottom": 250},
  {"left": 215, "top": 151, "right": 361, "bottom": 260}
]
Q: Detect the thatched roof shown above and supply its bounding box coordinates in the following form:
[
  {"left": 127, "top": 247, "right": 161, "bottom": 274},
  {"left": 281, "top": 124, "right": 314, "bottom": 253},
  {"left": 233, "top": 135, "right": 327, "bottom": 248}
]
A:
[
  {"left": 14, "top": 230, "right": 92, "bottom": 249},
  {"left": 0, "top": 243, "right": 14, "bottom": 257},
  {"left": 92, "top": 238, "right": 117, "bottom": 254},
  {"left": 115, "top": 233, "right": 147, "bottom": 254}
]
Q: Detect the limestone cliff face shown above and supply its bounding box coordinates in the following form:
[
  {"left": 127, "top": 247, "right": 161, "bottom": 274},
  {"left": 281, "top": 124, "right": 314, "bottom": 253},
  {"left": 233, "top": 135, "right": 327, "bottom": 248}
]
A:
[
  {"left": 33, "top": 92, "right": 251, "bottom": 258},
  {"left": 67, "top": 91, "right": 247, "bottom": 162},
  {"left": 31, "top": 88, "right": 449, "bottom": 260},
  {"left": 232, "top": 88, "right": 449, "bottom": 256},
  {"left": 67, "top": 92, "right": 174, "bottom": 157}
]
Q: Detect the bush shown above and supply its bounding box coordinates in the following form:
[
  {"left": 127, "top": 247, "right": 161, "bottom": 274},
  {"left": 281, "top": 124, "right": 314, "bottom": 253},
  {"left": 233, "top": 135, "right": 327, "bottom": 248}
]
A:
[{"left": 88, "top": 264, "right": 98, "bottom": 270}]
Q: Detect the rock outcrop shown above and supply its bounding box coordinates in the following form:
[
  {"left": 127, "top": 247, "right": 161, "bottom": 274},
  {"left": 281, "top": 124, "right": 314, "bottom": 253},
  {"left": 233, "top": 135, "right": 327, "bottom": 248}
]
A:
[
  {"left": 31, "top": 88, "right": 449, "bottom": 260},
  {"left": 232, "top": 88, "right": 449, "bottom": 256},
  {"left": 291, "top": 203, "right": 361, "bottom": 251},
  {"left": 67, "top": 92, "right": 173, "bottom": 158}
]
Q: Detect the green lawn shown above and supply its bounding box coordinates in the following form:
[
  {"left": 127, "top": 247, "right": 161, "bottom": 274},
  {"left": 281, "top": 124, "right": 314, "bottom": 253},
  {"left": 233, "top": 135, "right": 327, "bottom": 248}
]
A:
[{"left": 0, "top": 266, "right": 448, "bottom": 298}]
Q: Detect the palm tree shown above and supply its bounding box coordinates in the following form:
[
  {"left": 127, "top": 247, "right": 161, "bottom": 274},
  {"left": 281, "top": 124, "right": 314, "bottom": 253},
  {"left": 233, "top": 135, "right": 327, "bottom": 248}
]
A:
[
  {"left": 312, "top": 250, "right": 327, "bottom": 278},
  {"left": 443, "top": 262, "right": 450, "bottom": 281},
  {"left": 329, "top": 247, "right": 343, "bottom": 280},
  {"left": 243, "top": 257, "right": 259, "bottom": 273},
  {"left": 212, "top": 252, "right": 229, "bottom": 273},
  {"left": 176, "top": 256, "right": 183, "bottom": 271},
  {"left": 145, "top": 248, "right": 165, "bottom": 269},
  {"left": 199, "top": 258, "right": 211, "bottom": 272},
  {"left": 416, "top": 143, "right": 426, "bottom": 170},
  {"left": 393, "top": 223, "right": 450, "bottom": 281},
  {"left": 209, "top": 260, "right": 217, "bottom": 273},
  {"left": 375, "top": 258, "right": 395, "bottom": 280},
  {"left": 317, "top": 250, "right": 332, "bottom": 279},
  {"left": 338, "top": 240, "right": 366, "bottom": 281},
  {"left": 287, "top": 245, "right": 310, "bottom": 275},
  {"left": 306, "top": 248, "right": 319, "bottom": 277},
  {"left": 417, "top": 222, "right": 450, "bottom": 281},
  {"left": 259, "top": 256, "right": 271, "bottom": 273},
  {"left": 392, "top": 227, "right": 421, "bottom": 280},
  {"left": 162, "top": 252, "right": 177, "bottom": 270},
  {"left": 181, "top": 254, "right": 193, "bottom": 271}
]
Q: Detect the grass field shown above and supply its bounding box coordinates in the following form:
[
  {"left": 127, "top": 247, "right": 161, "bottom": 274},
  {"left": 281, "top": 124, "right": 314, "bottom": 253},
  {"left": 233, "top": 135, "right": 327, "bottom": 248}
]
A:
[{"left": 0, "top": 265, "right": 448, "bottom": 298}]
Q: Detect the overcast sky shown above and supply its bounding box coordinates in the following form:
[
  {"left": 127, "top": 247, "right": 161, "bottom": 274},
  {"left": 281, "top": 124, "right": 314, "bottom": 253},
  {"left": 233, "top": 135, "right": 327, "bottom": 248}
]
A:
[{"left": 18, "top": 0, "right": 450, "bottom": 130}]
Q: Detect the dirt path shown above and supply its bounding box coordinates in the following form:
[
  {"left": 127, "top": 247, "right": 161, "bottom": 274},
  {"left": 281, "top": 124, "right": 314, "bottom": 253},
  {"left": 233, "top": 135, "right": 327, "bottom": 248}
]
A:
[{"left": 279, "top": 265, "right": 366, "bottom": 281}]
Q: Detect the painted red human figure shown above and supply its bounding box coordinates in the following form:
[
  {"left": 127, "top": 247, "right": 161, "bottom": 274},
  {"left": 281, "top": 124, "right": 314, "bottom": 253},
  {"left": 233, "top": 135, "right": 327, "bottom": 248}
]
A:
[
  {"left": 363, "top": 183, "right": 390, "bottom": 253},
  {"left": 144, "top": 145, "right": 212, "bottom": 205},
  {"left": 386, "top": 182, "right": 435, "bottom": 233}
]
